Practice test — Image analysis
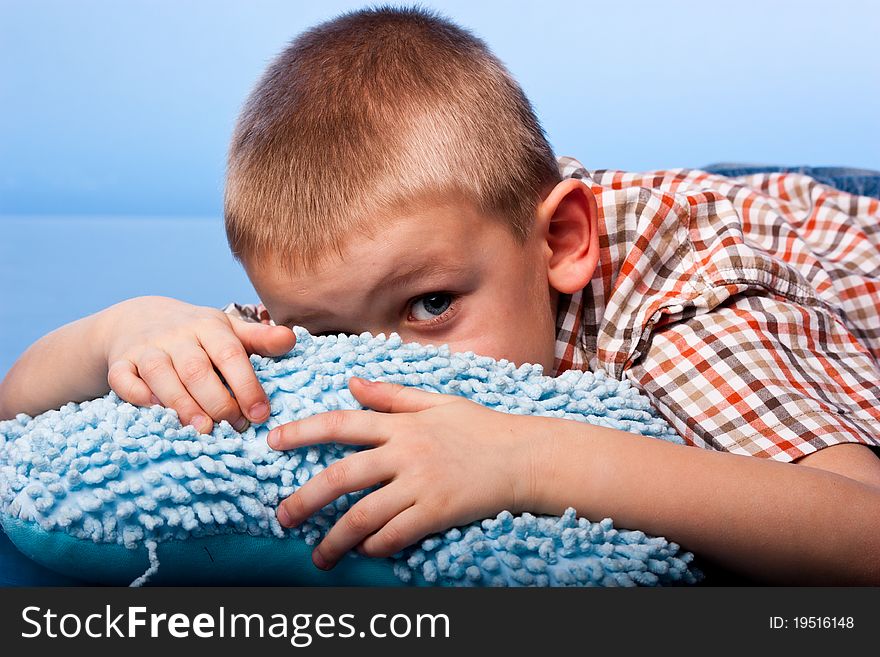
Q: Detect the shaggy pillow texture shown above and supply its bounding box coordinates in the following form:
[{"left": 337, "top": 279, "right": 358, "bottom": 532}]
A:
[{"left": 0, "top": 328, "right": 702, "bottom": 587}]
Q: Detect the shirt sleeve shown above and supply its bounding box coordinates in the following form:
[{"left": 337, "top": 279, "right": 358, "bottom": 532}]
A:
[
  {"left": 624, "top": 292, "right": 880, "bottom": 463},
  {"left": 220, "top": 301, "right": 275, "bottom": 326}
]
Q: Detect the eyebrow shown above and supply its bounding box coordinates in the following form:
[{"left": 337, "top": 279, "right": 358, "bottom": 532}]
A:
[{"left": 276, "top": 261, "right": 471, "bottom": 328}]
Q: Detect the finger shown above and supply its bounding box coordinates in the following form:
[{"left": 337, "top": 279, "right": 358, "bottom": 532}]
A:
[
  {"left": 228, "top": 315, "right": 297, "bottom": 357},
  {"left": 135, "top": 348, "right": 213, "bottom": 434},
  {"left": 268, "top": 408, "right": 389, "bottom": 451},
  {"left": 348, "top": 377, "right": 451, "bottom": 414},
  {"left": 107, "top": 359, "right": 158, "bottom": 407},
  {"left": 311, "top": 485, "right": 413, "bottom": 570},
  {"left": 197, "top": 329, "right": 270, "bottom": 426},
  {"left": 165, "top": 340, "right": 251, "bottom": 432},
  {"left": 358, "top": 504, "right": 439, "bottom": 559},
  {"left": 276, "top": 448, "right": 394, "bottom": 529}
]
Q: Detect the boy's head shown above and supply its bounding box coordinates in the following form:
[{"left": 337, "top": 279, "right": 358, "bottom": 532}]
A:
[{"left": 225, "top": 4, "right": 599, "bottom": 373}]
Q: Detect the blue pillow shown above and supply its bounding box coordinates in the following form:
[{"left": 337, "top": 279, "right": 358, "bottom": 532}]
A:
[{"left": 0, "top": 328, "right": 703, "bottom": 586}]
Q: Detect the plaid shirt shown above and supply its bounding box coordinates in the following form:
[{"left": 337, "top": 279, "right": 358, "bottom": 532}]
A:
[{"left": 224, "top": 156, "right": 880, "bottom": 463}]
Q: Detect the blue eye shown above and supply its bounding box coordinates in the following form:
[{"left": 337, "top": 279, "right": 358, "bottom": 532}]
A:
[{"left": 410, "top": 293, "right": 453, "bottom": 321}]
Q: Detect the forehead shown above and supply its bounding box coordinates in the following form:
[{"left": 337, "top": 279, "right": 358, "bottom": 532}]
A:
[{"left": 249, "top": 197, "right": 510, "bottom": 312}]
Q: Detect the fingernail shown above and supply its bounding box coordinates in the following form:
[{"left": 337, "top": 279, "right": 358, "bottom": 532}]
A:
[
  {"left": 313, "top": 550, "right": 328, "bottom": 570},
  {"left": 277, "top": 505, "right": 291, "bottom": 527},
  {"left": 355, "top": 377, "right": 373, "bottom": 386},
  {"left": 267, "top": 428, "right": 279, "bottom": 448},
  {"left": 149, "top": 394, "right": 161, "bottom": 405},
  {"left": 249, "top": 401, "right": 269, "bottom": 420},
  {"left": 189, "top": 415, "right": 206, "bottom": 432},
  {"left": 233, "top": 416, "right": 250, "bottom": 432}
]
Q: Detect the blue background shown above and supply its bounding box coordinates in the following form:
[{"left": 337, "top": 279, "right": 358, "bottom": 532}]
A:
[
  {"left": 3, "top": 0, "right": 880, "bottom": 216},
  {"left": 1, "top": 0, "right": 879, "bottom": 378}
]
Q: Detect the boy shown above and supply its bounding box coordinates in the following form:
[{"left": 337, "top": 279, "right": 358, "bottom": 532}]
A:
[{"left": 2, "top": 5, "right": 879, "bottom": 584}]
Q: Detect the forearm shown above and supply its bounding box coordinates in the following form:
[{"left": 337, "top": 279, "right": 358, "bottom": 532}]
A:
[
  {"left": 527, "top": 417, "right": 880, "bottom": 585},
  {"left": 0, "top": 305, "right": 118, "bottom": 420}
]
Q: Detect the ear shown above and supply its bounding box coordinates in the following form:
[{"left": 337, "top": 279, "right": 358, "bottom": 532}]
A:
[{"left": 535, "top": 178, "right": 600, "bottom": 295}]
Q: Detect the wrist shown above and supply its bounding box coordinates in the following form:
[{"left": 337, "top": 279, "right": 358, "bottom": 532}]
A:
[
  {"left": 94, "top": 297, "right": 138, "bottom": 363},
  {"left": 512, "top": 415, "right": 574, "bottom": 515},
  {"left": 91, "top": 300, "right": 128, "bottom": 367},
  {"left": 72, "top": 301, "right": 135, "bottom": 405},
  {"left": 521, "top": 415, "right": 610, "bottom": 517}
]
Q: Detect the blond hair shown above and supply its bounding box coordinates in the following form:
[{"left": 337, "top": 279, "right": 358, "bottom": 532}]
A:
[{"left": 225, "top": 3, "right": 561, "bottom": 275}]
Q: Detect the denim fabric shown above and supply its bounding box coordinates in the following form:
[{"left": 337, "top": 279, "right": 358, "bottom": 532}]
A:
[{"left": 702, "top": 163, "right": 880, "bottom": 199}]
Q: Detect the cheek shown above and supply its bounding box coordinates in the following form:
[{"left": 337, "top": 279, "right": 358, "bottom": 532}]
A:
[
  {"left": 451, "top": 318, "right": 537, "bottom": 366},
  {"left": 490, "top": 279, "right": 556, "bottom": 367},
  {"left": 429, "top": 261, "right": 553, "bottom": 365}
]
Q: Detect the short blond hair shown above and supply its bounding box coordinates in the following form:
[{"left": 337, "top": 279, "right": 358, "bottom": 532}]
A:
[{"left": 225, "top": 4, "right": 561, "bottom": 275}]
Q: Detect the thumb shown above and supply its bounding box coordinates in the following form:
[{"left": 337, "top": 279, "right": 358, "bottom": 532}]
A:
[{"left": 230, "top": 318, "right": 297, "bottom": 356}]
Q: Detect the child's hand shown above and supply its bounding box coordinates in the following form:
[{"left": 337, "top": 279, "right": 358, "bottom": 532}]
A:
[
  {"left": 268, "top": 377, "right": 540, "bottom": 570},
  {"left": 101, "top": 295, "right": 296, "bottom": 434}
]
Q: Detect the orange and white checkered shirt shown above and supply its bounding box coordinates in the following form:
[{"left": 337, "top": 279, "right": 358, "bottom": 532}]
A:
[
  {"left": 225, "top": 155, "right": 880, "bottom": 463},
  {"left": 551, "top": 156, "right": 880, "bottom": 463}
]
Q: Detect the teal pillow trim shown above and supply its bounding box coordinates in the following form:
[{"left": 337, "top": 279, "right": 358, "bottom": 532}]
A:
[{"left": 1, "top": 515, "right": 414, "bottom": 586}]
